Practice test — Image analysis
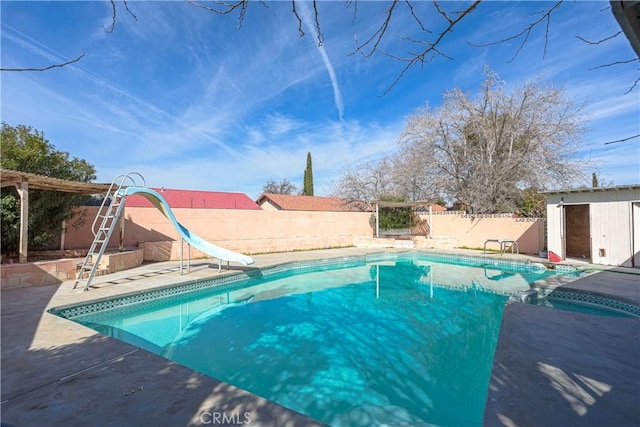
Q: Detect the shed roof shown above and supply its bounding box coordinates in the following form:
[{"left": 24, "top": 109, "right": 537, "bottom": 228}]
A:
[
  {"left": 541, "top": 184, "right": 640, "bottom": 195},
  {"left": 125, "top": 187, "right": 262, "bottom": 210}
]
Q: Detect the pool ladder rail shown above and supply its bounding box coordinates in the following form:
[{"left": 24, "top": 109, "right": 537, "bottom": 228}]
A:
[{"left": 73, "top": 172, "right": 146, "bottom": 292}]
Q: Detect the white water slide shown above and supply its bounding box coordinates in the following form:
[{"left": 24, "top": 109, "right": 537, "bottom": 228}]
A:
[
  {"left": 119, "top": 186, "right": 255, "bottom": 266},
  {"left": 74, "top": 173, "right": 254, "bottom": 291}
]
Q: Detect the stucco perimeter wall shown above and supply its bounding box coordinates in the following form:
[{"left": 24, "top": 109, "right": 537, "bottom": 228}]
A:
[
  {"left": 63, "top": 207, "right": 373, "bottom": 260},
  {"left": 420, "top": 212, "right": 546, "bottom": 255},
  {"left": 63, "top": 207, "right": 545, "bottom": 260}
]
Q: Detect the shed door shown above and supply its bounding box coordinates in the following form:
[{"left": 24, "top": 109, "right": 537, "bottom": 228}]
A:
[
  {"left": 633, "top": 203, "right": 640, "bottom": 267},
  {"left": 564, "top": 204, "right": 591, "bottom": 260}
]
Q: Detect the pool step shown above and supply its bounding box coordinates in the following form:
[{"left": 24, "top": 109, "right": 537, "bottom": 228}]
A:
[
  {"left": 395, "top": 240, "right": 415, "bottom": 249},
  {"left": 508, "top": 289, "right": 539, "bottom": 304},
  {"left": 76, "top": 262, "right": 109, "bottom": 280}
]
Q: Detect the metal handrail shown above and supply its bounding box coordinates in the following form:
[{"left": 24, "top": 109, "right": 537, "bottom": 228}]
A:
[{"left": 91, "top": 172, "right": 145, "bottom": 236}]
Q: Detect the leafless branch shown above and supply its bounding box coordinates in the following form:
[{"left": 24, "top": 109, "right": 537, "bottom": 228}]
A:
[
  {"left": 291, "top": 0, "right": 305, "bottom": 37},
  {"left": 104, "top": 0, "right": 138, "bottom": 33},
  {"left": 105, "top": 0, "right": 117, "bottom": 33},
  {"left": 344, "top": 0, "right": 362, "bottom": 27},
  {"left": 313, "top": 1, "right": 323, "bottom": 46},
  {"left": 380, "top": 1, "right": 481, "bottom": 95},
  {"left": 123, "top": 0, "right": 138, "bottom": 21},
  {"left": 405, "top": 0, "right": 429, "bottom": 33},
  {"left": 353, "top": 0, "right": 399, "bottom": 58},
  {"left": 4, "top": 0, "right": 137, "bottom": 72},
  {"left": 543, "top": 8, "right": 551, "bottom": 56},
  {"left": 587, "top": 58, "right": 640, "bottom": 94},
  {"left": 625, "top": 74, "right": 640, "bottom": 95},
  {"left": 575, "top": 31, "right": 622, "bottom": 45},
  {"left": 290, "top": 0, "right": 322, "bottom": 45},
  {"left": 398, "top": 35, "right": 454, "bottom": 60},
  {"left": 588, "top": 58, "right": 639, "bottom": 70},
  {"left": 433, "top": 1, "right": 453, "bottom": 24},
  {"left": 467, "top": 1, "right": 563, "bottom": 62},
  {"left": 185, "top": 0, "right": 246, "bottom": 15},
  {"left": 185, "top": 0, "right": 250, "bottom": 28},
  {"left": 1, "top": 52, "right": 86, "bottom": 72},
  {"left": 577, "top": 13, "right": 637, "bottom": 94},
  {"left": 603, "top": 133, "right": 640, "bottom": 145}
]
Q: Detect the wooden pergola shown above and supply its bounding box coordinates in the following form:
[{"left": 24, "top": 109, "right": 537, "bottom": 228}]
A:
[{"left": 0, "top": 168, "right": 111, "bottom": 263}]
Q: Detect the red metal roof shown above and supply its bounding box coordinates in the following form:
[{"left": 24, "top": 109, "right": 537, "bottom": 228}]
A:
[
  {"left": 125, "top": 188, "right": 262, "bottom": 210},
  {"left": 256, "top": 193, "right": 360, "bottom": 212}
]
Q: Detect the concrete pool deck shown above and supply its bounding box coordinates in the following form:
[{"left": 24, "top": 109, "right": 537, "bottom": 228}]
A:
[{"left": 1, "top": 248, "right": 638, "bottom": 426}]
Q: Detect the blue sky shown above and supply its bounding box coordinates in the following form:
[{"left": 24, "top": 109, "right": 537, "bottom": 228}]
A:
[{"left": 2, "top": 1, "right": 639, "bottom": 198}]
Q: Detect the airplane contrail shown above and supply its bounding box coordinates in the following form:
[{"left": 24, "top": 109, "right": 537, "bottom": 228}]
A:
[{"left": 297, "top": 2, "right": 344, "bottom": 121}]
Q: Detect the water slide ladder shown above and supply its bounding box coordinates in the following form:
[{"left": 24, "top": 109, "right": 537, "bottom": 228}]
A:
[{"left": 73, "top": 173, "right": 146, "bottom": 292}]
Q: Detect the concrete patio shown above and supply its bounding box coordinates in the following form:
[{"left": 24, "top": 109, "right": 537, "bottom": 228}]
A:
[{"left": 1, "top": 248, "right": 638, "bottom": 426}]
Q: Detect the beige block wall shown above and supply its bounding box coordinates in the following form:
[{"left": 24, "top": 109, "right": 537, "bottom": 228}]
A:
[
  {"left": 63, "top": 207, "right": 374, "bottom": 259},
  {"left": 1, "top": 259, "right": 78, "bottom": 289},
  {"left": 61, "top": 208, "right": 545, "bottom": 261},
  {"left": 423, "top": 213, "right": 545, "bottom": 254},
  {"left": 0, "top": 250, "right": 144, "bottom": 288}
]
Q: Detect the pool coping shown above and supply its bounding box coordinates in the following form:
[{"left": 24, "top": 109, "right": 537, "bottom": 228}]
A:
[
  {"left": 2, "top": 247, "right": 639, "bottom": 426},
  {"left": 49, "top": 250, "right": 640, "bottom": 322}
]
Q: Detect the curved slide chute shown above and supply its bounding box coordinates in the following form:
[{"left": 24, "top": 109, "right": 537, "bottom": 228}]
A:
[{"left": 119, "top": 187, "right": 254, "bottom": 266}]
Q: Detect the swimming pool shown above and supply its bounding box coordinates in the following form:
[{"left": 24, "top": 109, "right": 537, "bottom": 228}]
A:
[{"left": 51, "top": 252, "right": 595, "bottom": 426}]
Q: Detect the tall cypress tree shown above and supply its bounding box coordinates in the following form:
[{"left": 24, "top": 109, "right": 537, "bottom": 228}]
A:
[{"left": 303, "top": 152, "right": 314, "bottom": 196}]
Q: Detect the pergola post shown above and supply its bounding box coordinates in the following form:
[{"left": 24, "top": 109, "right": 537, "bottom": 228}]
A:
[
  {"left": 375, "top": 202, "right": 379, "bottom": 238},
  {"left": 60, "top": 220, "right": 66, "bottom": 251},
  {"left": 16, "top": 177, "right": 29, "bottom": 263}
]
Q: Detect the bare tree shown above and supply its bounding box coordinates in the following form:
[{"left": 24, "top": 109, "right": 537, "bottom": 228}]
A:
[
  {"left": 332, "top": 144, "right": 447, "bottom": 208},
  {"left": 331, "top": 158, "right": 396, "bottom": 209},
  {"left": 398, "top": 68, "right": 587, "bottom": 213},
  {"left": 261, "top": 178, "right": 298, "bottom": 195},
  {"left": 388, "top": 145, "right": 443, "bottom": 202}
]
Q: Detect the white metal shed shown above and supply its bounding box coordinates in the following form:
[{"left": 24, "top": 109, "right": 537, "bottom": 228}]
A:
[{"left": 544, "top": 185, "right": 640, "bottom": 267}]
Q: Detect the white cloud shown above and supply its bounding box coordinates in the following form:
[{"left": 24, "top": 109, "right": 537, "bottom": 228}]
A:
[
  {"left": 92, "top": 118, "right": 403, "bottom": 198},
  {"left": 584, "top": 95, "right": 640, "bottom": 122},
  {"left": 262, "top": 114, "right": 304, "bottom": 136},
  {"left": 591, "top": 142, "right": 640, "bottom": 185}
]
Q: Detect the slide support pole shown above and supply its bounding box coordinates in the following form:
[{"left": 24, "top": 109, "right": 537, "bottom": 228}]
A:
[{"left": 180, "top": 237, "right": 184, "bottom": 275}]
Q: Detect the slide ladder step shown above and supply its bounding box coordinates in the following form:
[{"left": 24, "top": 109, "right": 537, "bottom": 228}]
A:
[{"left": 73, "top": 172, "right": 146, "bottom": 291}]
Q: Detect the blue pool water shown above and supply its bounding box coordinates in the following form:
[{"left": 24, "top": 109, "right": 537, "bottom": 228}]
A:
[{"left": 62, "top": 253, "right": 578, "bottom": 426}]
